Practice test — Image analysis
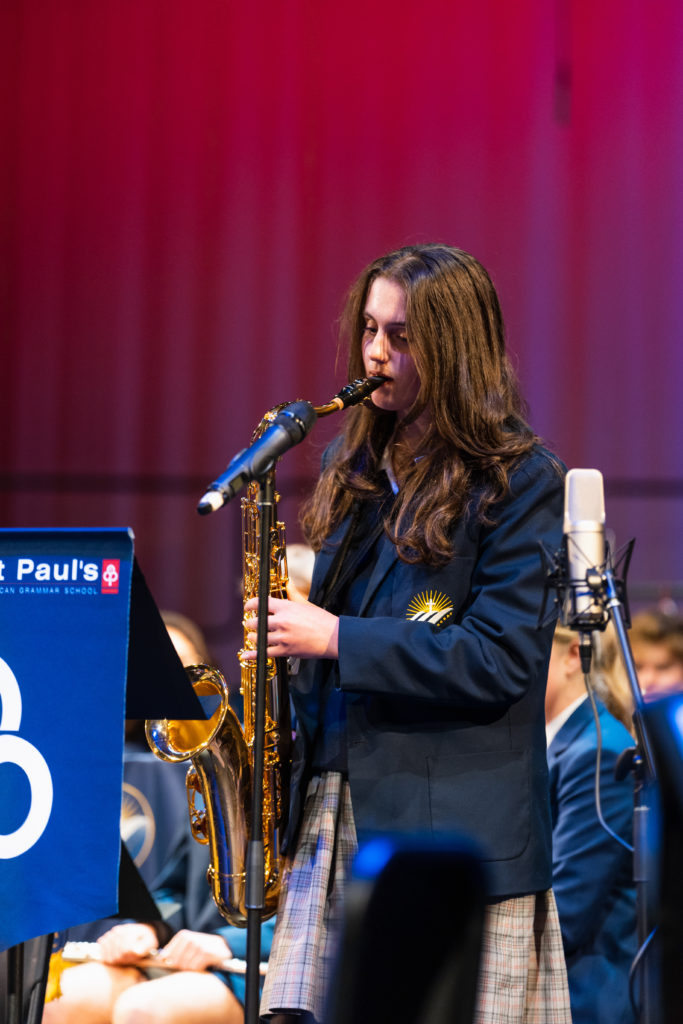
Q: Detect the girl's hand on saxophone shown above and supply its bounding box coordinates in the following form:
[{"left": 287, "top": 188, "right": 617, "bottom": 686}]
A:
[{"left": 243, "top": 597, "right": 339, "bottom": 660}]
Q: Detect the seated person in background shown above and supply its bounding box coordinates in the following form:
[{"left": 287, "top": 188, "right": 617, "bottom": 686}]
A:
[
  {"left": 629, "top": 607, "right": 683, "bottom": 701},
  {"left": 546, "top": 624, "right": 637, "bottom": 1024},
  {"left": 43, "top": 611, "right": 271, "bottom": 1024},
  {"left": 43, "top": 833, "right": 274, "bottom": 1024},
  {"left": 161, "top": 608, "right": 213, "bottom": 669}
]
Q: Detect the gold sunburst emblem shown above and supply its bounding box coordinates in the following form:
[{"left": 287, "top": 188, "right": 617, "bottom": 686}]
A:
[{"left": 406, "top": 590, "right": 453, "bottom": 626}]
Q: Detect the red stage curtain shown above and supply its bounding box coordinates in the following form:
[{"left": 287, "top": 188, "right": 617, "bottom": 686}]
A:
[{"left": 2, "top": 0, "right": 682, "bottom": 666}]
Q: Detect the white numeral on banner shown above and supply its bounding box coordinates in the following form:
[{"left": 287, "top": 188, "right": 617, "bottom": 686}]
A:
[{"left": 0, "top": 657, "right": 54, "bottom": 858}]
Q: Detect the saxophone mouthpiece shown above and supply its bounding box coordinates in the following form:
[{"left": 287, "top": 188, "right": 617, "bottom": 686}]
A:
[
  {"left": 337, "top": 376, "right": 386, "bottom": 408},
  {"left": 314, "top": 376, "right": 386, "bottom": 416}
]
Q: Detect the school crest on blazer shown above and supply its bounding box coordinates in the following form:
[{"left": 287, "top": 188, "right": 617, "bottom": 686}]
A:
[{"left": 406, "top": 590, "right": 453, "bottom": 626}]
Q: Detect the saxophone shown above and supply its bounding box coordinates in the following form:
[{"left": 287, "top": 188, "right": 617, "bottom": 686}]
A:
[{"left": 145, "top": 376, "right": 384, "bottom": 926}]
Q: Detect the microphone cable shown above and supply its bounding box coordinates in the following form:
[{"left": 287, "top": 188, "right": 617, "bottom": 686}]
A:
[
  {"left": 582, "top": 659, "right": 634, "bottom": 855},
  {"left": 581, "top": 638, "right": 657, "bottom": 1023}
]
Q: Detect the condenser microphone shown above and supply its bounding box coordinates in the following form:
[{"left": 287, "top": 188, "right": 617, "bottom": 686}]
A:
[
  {"left": 197, "top": 401, "right": 317, "bottom": 514},
  {"left": 562, "top": 468, "right": 607, "bottom": 628}
]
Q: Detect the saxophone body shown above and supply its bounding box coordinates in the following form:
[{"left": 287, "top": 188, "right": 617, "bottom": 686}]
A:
[
  {"left": 146, "top": 378, "right": 383, "bottom": 927},
  {"left": 146, "top": 413, "right": 290, "bottom": 926}
]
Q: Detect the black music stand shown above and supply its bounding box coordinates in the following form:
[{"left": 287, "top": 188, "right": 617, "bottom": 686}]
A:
[{"left": 125, "top": 557, "right": 206, "bottom": 720}]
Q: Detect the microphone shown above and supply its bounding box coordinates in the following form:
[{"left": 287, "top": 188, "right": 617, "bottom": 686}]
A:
[
  {"left": 197, "top": 401, "right": 317, "bottom": 514},
  {"left": 561, "top": 467, "right": 607, "bottom": 629}
]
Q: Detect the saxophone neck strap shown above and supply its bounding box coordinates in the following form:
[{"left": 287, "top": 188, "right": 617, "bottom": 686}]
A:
[{"left": 317, "top": 495, "right": 388, "bottom": 614}]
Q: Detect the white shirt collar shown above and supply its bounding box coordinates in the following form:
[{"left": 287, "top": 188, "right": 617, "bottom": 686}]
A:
[
  {"left": 379, "top": 448, "right": 399, "bottom": 494},
  {"left": 379, "top": 444, "right": 427, "bottom": 495},
  {"left": 546, "top": 693, "right": 587, "bottom": 748}
]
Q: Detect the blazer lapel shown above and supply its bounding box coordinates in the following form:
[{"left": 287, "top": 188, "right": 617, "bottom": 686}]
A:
[{"left": 548, "top": 698, "right": 596, "bottom": 758}]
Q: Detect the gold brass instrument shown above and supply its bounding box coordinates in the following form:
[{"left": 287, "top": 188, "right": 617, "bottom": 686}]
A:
[{"left": 145, "top": 376, "right": 384, "bottom": 926}]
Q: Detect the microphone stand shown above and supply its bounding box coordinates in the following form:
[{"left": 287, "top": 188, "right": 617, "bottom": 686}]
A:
[
  {"left": 198, "top": 404, "right": 317, "bottom": 1024},
  {"left": 600, "top": 566, "right": 659, "bottom": 1024},
  {"left": 541, "top": 540, "right": 659, "bottom": 1024},
  {"left": 244, "top": 469, "right": 275, "bottom": 1024}
]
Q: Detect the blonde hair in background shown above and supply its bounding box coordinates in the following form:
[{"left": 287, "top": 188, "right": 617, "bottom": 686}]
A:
[
  {"left": 553, "top": 622, "right": 634, "bottom": 734},
  {"left": 160, "top": 609, "right": 212, "bottom": 664}
]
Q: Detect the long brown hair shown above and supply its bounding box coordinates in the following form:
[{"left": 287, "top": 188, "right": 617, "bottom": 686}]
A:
[{"left": 301, "top": 244, "right": 547, "bottom": 566}]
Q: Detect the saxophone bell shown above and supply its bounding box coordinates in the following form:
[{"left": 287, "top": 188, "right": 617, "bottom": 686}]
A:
[{"left": 145, "top": 665, "right": 267, "bottom": 925}]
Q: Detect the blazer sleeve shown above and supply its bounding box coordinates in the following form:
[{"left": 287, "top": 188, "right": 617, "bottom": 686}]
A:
[
  {"left": 337, "top": 451, "right": 564, "bottom": 709},
  {"left": 550, "top": 719, "right": 635, "bottom": 953}
]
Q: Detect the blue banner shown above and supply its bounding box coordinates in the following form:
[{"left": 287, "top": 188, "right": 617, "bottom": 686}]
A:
[{"left": 0, "top": 528, "right": 134, "bottom": 951}]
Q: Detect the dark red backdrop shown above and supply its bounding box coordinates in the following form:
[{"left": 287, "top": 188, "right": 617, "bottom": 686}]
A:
[{"left": 2, "top": 0, "right": 682, "bottom": 669}]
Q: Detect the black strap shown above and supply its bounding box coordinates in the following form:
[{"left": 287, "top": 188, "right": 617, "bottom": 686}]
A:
[
  {"left": 317, "top": 498, "right": 388, "bottom": 614},
  {"left": 317, "top": 502, "right": 362, "bottom": 611}
]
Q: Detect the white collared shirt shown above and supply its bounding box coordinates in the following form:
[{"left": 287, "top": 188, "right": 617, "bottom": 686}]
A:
[
  {"left": 546, "top": 694, "right": 587, "bottom": 749},
  {"left": 379, "top": 448, "right": 400, "bottom": 494}
]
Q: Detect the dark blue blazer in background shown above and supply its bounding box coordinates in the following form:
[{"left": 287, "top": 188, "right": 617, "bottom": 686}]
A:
[
  {"left": 548, "top": 698, "right": 637, "bottom": 1024},
  {"left": 288, "top": 446, "right": 564, "bottom": 899}
]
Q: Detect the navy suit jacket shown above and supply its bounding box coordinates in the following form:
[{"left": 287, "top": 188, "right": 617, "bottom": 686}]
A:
[
  {"left": 287, "top": 446, "right": 564, "bottom": 899},
  {"left": 548, "top": 698, "right": 637, "bottom": 1023}
]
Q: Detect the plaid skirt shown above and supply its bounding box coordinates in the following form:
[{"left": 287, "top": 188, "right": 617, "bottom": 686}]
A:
[
  {"left": 475, "top": 891, "right": 571, "bottom": 1024},
  {"left": 260, "top": 772, "right": 357, "bottom": 1021},
  {"left": 261, "top": 772, "right": 571, "bottom": 1024}
]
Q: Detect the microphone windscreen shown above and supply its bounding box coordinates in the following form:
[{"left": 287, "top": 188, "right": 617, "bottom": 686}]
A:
[
  {"left": 563, "top": 468, "right": 605, "bottom": 532},
  {"left": 274, "top": 401, "right": 317, "bottom": 442}
]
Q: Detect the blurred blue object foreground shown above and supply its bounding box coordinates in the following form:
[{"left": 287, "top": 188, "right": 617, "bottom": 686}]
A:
[{"left": 326, "top": 833, "right": 487, "bottom": 1024}]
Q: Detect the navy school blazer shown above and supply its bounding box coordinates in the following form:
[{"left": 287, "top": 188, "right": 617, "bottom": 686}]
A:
[
  {"left": 287, "top": 446, "right": 564, "bottom": 899},
  {"left": 548, "top": 699, "right": 637, "bottom": 1024}
]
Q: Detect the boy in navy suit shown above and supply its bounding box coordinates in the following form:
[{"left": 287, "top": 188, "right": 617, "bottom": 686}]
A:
[{"left": 546, "top": 624, "right": 637, "bottom": 1023}]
